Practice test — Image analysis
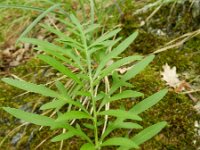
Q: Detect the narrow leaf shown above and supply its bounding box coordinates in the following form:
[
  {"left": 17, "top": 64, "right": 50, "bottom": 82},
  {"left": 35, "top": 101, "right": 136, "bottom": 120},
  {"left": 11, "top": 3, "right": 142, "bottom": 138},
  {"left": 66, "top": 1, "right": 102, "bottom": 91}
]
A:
[
  {"left": 114, "top": 122, "right": 143, "bottom": 129},
  {"left": 40, "top": 99, "right": 66, "bottom": 110},
  {"left": 3, "top": 107, "right": 54, "bottom": 126},
  {"left": 84, "top": 24, "right": 100, "bottom": 34},
  {"left": 0, "top": 4, "right": 45, "bottom": 12},
  {"left": 17, "top": 4, "right": 60, "bottom": 43},
  {"left": 90, "top": 28, "right": 121, "bottom": 47},
  {"left": 56, "top": 111, "right": 92, "bottom": 122},
  {"left": 101, "top": 137, "right": 139, "bottom": 149},
  {"left": 80, "top": 143, "right": 95, "bottom": 150},
  {"left": 122, "top": 55, "right": 155, "bottom": 81},
  {"left": 99, "top": 90, "right": 143, "bottom": 110},
  {"left": 98, "top": 109, "right": 142, "bottom": 121},
  {"left": 131, "top": 121, "right": 167, "bottom": 145},
  {"left": 94, "top": 31, "right": 138, "bottom": 78},
  {"left": 51, "top": 131, "right": 75, "bottom": 142},
  {"left": 38, "top": 55, "right": 83, "bottom": 85},
  {"left": 21, "top": 38, "right": 83, "bottom": 70},
  {"left": 100, "top": 55, "right": 143, "bottom": 77},
  {"left": 130, "top": 89, "right": 168, "bottom": 114},
  {"left": 2, "top": 78, "right": 60, "bottom": 98}
]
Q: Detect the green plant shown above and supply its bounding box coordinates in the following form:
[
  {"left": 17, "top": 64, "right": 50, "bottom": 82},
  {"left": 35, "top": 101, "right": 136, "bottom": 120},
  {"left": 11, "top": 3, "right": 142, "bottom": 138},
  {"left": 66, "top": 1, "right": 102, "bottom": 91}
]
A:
[{"left": 1, "top": 12, "right": 168, "bottom": 149}]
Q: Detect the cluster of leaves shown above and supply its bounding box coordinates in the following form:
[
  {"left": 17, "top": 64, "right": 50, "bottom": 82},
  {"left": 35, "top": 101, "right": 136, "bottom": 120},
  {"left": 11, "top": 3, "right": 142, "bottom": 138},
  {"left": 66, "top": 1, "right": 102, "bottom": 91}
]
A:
[{"left": 2, "top": 13, "right": 167, "bottom": 150}]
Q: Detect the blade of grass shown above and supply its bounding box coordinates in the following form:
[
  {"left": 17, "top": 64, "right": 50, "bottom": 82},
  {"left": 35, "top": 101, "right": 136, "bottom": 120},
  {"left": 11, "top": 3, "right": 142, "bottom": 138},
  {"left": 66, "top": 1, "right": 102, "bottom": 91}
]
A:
[{"left": 17, "top": 4, "right": 60, "bottom": 43}]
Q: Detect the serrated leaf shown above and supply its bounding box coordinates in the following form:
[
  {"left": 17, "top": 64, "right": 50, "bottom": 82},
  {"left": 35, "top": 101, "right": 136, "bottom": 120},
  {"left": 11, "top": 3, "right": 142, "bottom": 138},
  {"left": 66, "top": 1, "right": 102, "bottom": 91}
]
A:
[
  {"left": 98, "top": 109, "right": 142, "bottom": 121},
  {"left": 56, "top": 111, "right": 92, "bottom": 122},
  {"left": 122, "top": 55, "right": 155, "bottom": 81},
  {"left": 80, "top": 143, "right": 95, "bottom": 150},
  {"left": 101, "top": 137, "right": 139, "bottom": 149},
  {"left": 131, "top": 121, "right": 167, "bottom": 145},
  {"left": 2, "top": 78, "right": 60, "bottom": 98},
  {"left": 51, "top": 131, "right": 75, "bottom": 142},
  {"left": 3, "top": 107, "right": 54, "bottom": 126},
  {"left": 130, "top": 89, "right": 168, "bottom": 114},
  {"left": 38, "top": 55, "right": 83, "bottom": 85}
]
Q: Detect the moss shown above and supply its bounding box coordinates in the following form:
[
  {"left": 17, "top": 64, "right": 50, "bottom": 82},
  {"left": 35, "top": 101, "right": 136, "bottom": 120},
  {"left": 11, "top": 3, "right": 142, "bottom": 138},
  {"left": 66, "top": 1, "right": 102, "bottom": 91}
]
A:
[{"left": 1, "top": 1, "right": 200, "bottom": 149}]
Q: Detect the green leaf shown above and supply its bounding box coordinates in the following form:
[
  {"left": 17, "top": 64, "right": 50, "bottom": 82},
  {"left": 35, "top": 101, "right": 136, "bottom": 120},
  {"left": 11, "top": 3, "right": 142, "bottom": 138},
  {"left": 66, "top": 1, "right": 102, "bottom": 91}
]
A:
[
  {"left": 37, "top": 55, "right": 83, "bottom": 85},
  {"left": 101, "top": 137, "right": 139, "bottom": 149},
  {"left": 131, "top": 121, "right": 167, "bottom": 145},
  {"left": 51, "top": 131, "right": 75, "bottom": 142},
  {"left": 99, "top": 90, "right": 143, "bottom": 110},
  {"left": 80, "top": 143, "right": 95, "bottom": 150},
  {"left": 0, "top": 4, "right": 45, "bottom": 12},
  {"left": 70, "top": 14, "right": 83, "bottom": 32},
  {"left": 21, "top": 38, "right": 83, "bottom": 70},
  {"left": 111, "top": 90, "right": 143, "bottom": 100},
  {"left": 90, "top": 28, "right": 121, "bottom": 47},
  {"left": 100, "top": 55, "right": 143, "bottom": 77},
  {"left": 94, "top": 31, "right": 138, "bottom": 78},
  {"left": 130, "top": 89, "right": 168, "bottom": 114},
  {"left": 84, "top": 24, "right": 100, "bottom": 34},
  {"left": 122, "top": 55, "right": 155, "bottom": 81},
  {"left": 3, "top": 107, "right": 54, "bottom": 126},
  {"left": 56, "top": 111, "right": 92, "bottom": 122},
  {"left": 101, "top": 119, "right": 142, "bottom": 141},
  {"left": 83, "top": 123, "right": 94, "bottom": 129},
  {"left": 17, "top": 4, "right": 60, "bottom": 43},
  {"left": 40, "top": 24, "right": 66, "bottom": 38},
  {"left": 106, "top": 72, "right": 133, "bottom": 95},
  {"left": 51, "top": 123, "right": 92, "bottom": 143},
  {"left": 35, "top": 47, "right": 73, "bottom": 65},
  {"left": 98, "top": 109, "right": 142, "bottom": 121},
  {"left": 114, "top": 122, "right": 143, "bottom": 129},
  {"left": 57, "top": 18, "right": 80, "bottom": 36},
  {"left": 2, "top": 78, "right": 60, "bottom": 98},
  {"left": 40, "top": 99, "right": 66, "bottom": 110}
]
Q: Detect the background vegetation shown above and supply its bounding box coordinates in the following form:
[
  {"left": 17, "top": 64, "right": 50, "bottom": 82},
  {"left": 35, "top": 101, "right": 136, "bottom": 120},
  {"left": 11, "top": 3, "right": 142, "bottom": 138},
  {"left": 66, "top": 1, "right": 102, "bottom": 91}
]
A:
[{"left": 0, "top": 0, "right": 200, "bottom": 149}]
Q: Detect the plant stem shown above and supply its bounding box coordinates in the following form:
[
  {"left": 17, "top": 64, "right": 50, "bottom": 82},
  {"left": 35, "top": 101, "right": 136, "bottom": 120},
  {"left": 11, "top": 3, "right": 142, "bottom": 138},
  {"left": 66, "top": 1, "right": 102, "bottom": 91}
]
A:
[{"left": 82, "top": 32, "right": 99, "bottom": 149}]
